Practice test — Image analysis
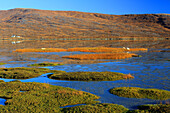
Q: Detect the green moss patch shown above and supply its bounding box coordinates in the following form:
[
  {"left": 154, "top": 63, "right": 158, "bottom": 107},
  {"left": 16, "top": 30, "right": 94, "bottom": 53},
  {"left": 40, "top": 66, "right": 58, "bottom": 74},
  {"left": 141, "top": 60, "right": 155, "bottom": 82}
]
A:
[
  {"left": 0, "top": 63, "right": 6, "bottom": 65},
  {"left": 129, "top": 104, "right": 170, "bottom": 113},
  {"left": 0, "top": 67, "right": 50, "bottom": 79},
  {"left": 48, "top": 72, "right": 134, "bottom": 81},
  {"left": 109, "top": 87, "right": 170, "bottom": 100},
  {"left": 29, "top": 62, "right": 64, "bottom": 67},
  {"left": 62, "top": 103, "right": 129, "bottom": 113},
  {"left": 0, "top": 82, "right": 99, "bottom": 112}
]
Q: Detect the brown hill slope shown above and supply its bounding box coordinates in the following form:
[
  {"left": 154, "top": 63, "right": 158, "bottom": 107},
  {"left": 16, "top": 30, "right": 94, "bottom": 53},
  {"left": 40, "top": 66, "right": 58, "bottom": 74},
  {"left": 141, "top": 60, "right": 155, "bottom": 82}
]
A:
[{"left": 0, "top": 8, "right": 170, "bottom": 39}]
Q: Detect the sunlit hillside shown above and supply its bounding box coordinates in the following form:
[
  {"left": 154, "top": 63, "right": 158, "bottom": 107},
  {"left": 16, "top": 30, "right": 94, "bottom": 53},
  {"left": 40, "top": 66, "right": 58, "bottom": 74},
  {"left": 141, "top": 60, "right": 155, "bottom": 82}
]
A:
[{"left": 0, "top": 8, "right": 170, "bottom": 39}]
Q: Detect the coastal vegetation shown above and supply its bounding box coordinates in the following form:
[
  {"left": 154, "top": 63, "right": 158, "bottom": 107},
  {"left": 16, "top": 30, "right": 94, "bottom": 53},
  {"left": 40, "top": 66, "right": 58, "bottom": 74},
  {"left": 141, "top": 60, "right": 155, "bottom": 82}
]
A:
[
  {"left": 48, "top": 72, "right": 134, "bottom": 81},
  {"left": 61, "top": 103, "right": 129, "bottom": 113},
  {"left": 62, "top": 53, "right": 138, "bottom": 60},
  {"left": 13, "top": 47, "right": 147, "bottom": 53},
  {"left": 109, "top": 87, "right": 170, "bottom": 100},
  {"left": 0, "top": 80, "right": 4, "bottom": 82},
  {"left": 67, "top": 47, "right": 148, "bottom": 52},
  {"left": 0, "top": 81, "right": 169, "bottom": 112},
  {"left": 13, "top": 47, "right": 145, "bottom": 60},
  {"left": 13, "top": 48, "right": 67, "bottom": 52},
  {"left": 0, "top": 67, "right": 50, "bottom": 79},
  {"left": 0, "top": 81, "right": 99, "bottom": 112},
  {"left": 0, "top": 63, "right": 6, "bottom": 65},
  {"left": 129, "top": 104, "right": 170, "bottom": 113},
  {"left": 28, "top": 62, "right": 64, "bottom": 67}
]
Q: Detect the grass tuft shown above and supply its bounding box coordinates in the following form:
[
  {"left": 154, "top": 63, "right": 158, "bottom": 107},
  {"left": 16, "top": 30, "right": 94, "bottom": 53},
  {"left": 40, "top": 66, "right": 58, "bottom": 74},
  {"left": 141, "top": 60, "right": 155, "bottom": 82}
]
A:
[
  {"left": 0, "top": 80, "right": 4, "bottom": 82},
  {"left": 28, "top": 62, "right": 64, "bottom": 67}
]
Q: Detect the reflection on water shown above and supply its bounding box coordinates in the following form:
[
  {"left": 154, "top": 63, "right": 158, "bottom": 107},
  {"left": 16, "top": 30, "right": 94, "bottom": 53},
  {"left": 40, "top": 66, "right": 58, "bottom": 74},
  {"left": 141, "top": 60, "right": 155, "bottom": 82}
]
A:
[
  {"left": 0, "top": 38, "right": 169, "bottom": 52},
  {"left": 35, "top": 51, "right": 94, "bottom": 57},
  {"left": 0, "top": 37, "right": 168, "bottom": 41},
  {"left": 0, "top": 49, "right": 169, "bottom": 109}
]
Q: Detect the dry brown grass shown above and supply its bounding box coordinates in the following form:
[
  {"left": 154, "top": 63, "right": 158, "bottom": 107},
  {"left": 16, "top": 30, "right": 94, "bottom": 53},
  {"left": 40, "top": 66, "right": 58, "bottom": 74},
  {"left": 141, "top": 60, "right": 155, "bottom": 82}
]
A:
[
  {"left": 123, "top": 74, "right": 134, "bottom": 79},
  {"left": 0, "top": 8, "right": 169, "bottom": 39},
  {"left": 62, "top": 53, "right": 137, "bottom": 60},
  {"left": 68, "top": 47, "right": 148, "bottom": 52},
  {"left": 67, "top": 47, "right": 124, "bottom": 53},
  {"left": 13, "top": 47, "right": 147, "bottom": 53},
  {"left": 13, "top": 48, "right": 67, "bottom": 52},
  {"left": 128, "top": 48, "right": 148, "bottom": 51}
]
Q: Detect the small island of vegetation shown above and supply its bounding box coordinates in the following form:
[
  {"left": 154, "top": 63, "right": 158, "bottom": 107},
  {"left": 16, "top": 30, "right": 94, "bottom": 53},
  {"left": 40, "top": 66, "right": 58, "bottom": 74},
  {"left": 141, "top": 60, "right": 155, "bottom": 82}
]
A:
[
  {"left": 109, "top": 87, "right": 170, "bottom": 100},
  {"left": 0, "top": 67, "right": 50, "bottom": 79},
  {"left": 0, "top": 63, "right": 6, "bottom": 65},
  {"left": 0, "top": 81, "right": 169, "bottom": 112},
  {"left": 28, "top": 62, "right": 64, "bottom": 67},
  {"left": 48, "top": 71, "right": 134, "bottom": 81},
  {"left": 62, "top": 53, "right": 139, "bottom": 60},
  {"left": 130, "top": 104, "right": 170, "bottom": 113},
  {"left": 13, "top": 47, "right": 148, "bottom": 53},
  {"left": 0, "top": 81, "right": 99, "bottom": 112}
]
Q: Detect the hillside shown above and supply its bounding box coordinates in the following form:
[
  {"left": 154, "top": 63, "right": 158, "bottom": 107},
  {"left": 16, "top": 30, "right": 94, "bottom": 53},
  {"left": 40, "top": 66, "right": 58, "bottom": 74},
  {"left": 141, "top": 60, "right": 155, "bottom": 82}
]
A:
[{"left": 0, "top": 8, "right": 170, "bottom": 40}]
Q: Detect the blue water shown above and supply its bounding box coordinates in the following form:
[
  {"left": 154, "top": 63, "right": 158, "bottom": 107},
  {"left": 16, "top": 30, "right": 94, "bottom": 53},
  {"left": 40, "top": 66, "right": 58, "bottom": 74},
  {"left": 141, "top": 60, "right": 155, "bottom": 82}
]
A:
[
  {"left": 0, "top": 98, "right": 6, "bottom": 106},
  {"left": 33, "top": 51, "right": 95, "bottom": 57},
  {"left": 0, "top": 51, "right": 170, "bottom": 109}
]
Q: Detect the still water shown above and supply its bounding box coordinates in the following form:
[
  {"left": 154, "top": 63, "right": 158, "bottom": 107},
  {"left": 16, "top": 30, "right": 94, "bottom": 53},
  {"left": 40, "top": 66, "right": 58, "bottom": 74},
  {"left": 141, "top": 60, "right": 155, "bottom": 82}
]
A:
[{"left": 0, "top": 50, "right": 169, "bottom": 109}]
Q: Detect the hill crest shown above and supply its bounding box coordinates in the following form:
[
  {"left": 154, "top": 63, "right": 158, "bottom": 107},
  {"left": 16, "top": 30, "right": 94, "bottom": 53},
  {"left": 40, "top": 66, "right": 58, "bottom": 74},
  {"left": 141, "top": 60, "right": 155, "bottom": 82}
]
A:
[{"left": 0, "top": 8, "right": 169, "bottom": 39}]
